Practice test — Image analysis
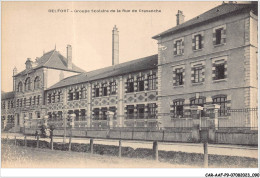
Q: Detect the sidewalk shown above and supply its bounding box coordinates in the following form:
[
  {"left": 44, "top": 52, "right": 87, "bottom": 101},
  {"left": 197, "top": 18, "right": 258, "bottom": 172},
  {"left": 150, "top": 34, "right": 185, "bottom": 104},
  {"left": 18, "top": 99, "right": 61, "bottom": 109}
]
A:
[{"left": 1, "top": 132, "right": 258, "bottom": 159}]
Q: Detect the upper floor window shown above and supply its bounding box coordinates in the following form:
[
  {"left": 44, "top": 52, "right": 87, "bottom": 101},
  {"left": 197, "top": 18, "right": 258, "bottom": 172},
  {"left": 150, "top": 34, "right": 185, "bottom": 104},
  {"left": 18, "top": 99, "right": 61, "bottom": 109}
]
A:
[
  {"left": 37, "top": 95, "right": 40, "bottom": 105},
  {"left": 29, "top": 97, "right": 32, "bottom": 106},
  {"left": 126, "top": 78, "right": 134, "bottom": 93},
  {"left": 23, "top": 98, "right": 26, "bottom": 107},
  {"left": 195, "top": 34, "right": 202, "bottom": 50},
  {"left": 75, "top": 91, "right": 79, "bottom": 100},
  {"left": 25, "top": 77, "right": 31, "bottom": 91},
  {"left": 56, "top": 92, "right": 61, "bottom": 102},
  {"left": 34, "top": 77, "right": 40, "bottom": 89},
  {"left": 110, "top": 81, "right": 116, "bottom": 95},
  {"left": 68, "top": 90, "right": 73, "bottom": 101},
  {"left": 147, "top": 103, "right": 156, "bottom": 119},
  {"left": 148, "top": 74, "right": 156, "bottom": 90},
  {"left": 137, "top": 76, "right": 144, "bottom": 92},
  {"left": 7, "top": 101, "right": 10, "bottom": 109},
  {"left": 2, "top": 102, "right": 5, "bottom": 109},
  {"left": 11, "top": 100, "right": 14, "bottom": 108},
  {"left": 126, "top": 105, "right": 134, "bottom": 119},
  {"left": 16, "top": 99, "right": 19, "bottom": 107},
  {"left": 175, "top": 68, "right": 184, "bottom": 86},
  {"left": 94, "top": 85, "right": 100, "bottom": 97},
  {"left": 33, "top": 96, "right": 36, "bottom": 105},
  {"left": 48, "top": 93, "right": 52, "bottom": 103},
  {"left": 172, "top": 99, "right": 184, "bottom": 118},
  {"left": 102, "top": 83, "right": 108, "bottom": 96},
  {"left": 174, "top": 38, "right": 184, "bottom": 56},
  {"left": 191, "top": 61, "right": 205, "bottom": 84},
  {"left": 17, "top": 82, "right": 23, "bottom": 92},
  {"left": 81, "top": 87, "right": 86, "bottom": 99},
  {"left": 212, "top": 56, "right": 227, "bottom": 81},
  {"left": 213, "top": 25, "right": 226, "bottom": 46}
]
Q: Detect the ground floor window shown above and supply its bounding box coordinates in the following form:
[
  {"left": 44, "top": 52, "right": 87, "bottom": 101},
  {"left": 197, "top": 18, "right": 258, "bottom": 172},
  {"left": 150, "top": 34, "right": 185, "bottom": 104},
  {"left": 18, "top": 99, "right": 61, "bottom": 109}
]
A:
[
  {"left": 93, "top": 108, "right": 100, "bottom": 120},
  {"left": 172, "top": 100, "right": 184, "bottom": 118},
  {"left": 147, "top": 103, "right": 156, "bottom": 119},
  {"left": 212, "top": 95, "right": 227, "bottom": 116},
  {"left": 126, "top": 105, "right": 134, "bottom": 119},
  {"left": 137, "top": 104, "right": 145, "bottom": 119}
]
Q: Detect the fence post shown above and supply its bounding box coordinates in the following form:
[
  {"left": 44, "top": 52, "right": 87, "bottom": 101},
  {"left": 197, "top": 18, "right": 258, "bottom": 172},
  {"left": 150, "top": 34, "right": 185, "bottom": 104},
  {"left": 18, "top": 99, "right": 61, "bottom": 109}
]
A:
[
  {"left": 24, "top": 136, "right": 27, "bottom": 147},
  {"left": 14, "top": 136, "right": 16, "bottom": 146},
  {"left": 68, "top": 135, "right": 72, "bottom": 151},
  {"left": 51, "top": 137, "right": 54, "bottom": 150},
  {"left": 203, "top": 141, "right": 208, "bottom": 168},
  {"left": 153, "top": 141, "right": 158, "bottom": 161},
  {"left": 118, "top": 139, "right": 122, "bottom": 158},
  {"left": 90, "top": 138, "right": 94, "bottom": 154},
  {"left": 37, "top": 135, "right": 39, "bottom": 148}
]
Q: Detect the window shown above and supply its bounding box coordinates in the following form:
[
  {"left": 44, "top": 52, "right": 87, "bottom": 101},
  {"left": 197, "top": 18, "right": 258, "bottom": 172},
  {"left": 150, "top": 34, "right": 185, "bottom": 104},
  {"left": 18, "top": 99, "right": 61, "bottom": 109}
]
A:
[
  {"left": 176, "top": 40, "right": 182, "bottom": 55},
  {"left": 33, "top": 96, "right": 36, "bottom": 105},
  {"left": 127, "top": 78, "right": 134, "bottom": 93},
  {"left": 126, "top": 105, "right": 134, "bottom": 119},
  {"left": 193, "top": 66, "right": 203, "bottom": 83},
  {"left": 37, "top": 95, "right": 40, "bottom": 105},
  {"left": 68, "top": 90, "right": 73, "bottom": 101},
  {"left": 80, "top": 109, "right": 86, "bottom": 121},
  {"left": 58, "top": 111, "right": 63, "bottom": 120},
  {"left": 29, "top": 97, "right": 32, "bottom": 106},
  {"left": 94, "top": 85, "right": 100, "bottom": 97},
  {"left": 110, "top": 81, "right": 116, "bottom": 95},
  {"left": 2, "top": 102, "right": 5, "bottom": 109},
  {"left": 215, "top": 64, "right": 225, "bottom": 80},
  {"left": 11, "top": 100, "right": 14, "bottom": 108},
  {"left": 137, "top": 76, "right": 144, "bottom": 92},
  {"left": 16, "top": 99, "right": 19, "bottom": 107},
  {"left": 18, "top": 82, "right": 23, "bottom": 92},
  {"left": 175, "top": 69, "right": 183, "bottom": 86},
  {"left": 101, "top": 107, "right": 107, "bottom": 120},
  {"left": 213, "top": 96, "right": 227, "bottom": 116},
  {"left": 36, "top": 112, "right": 41, "bottom": 119},
  {"left": 147, "top": 103, "right": 156, "bottom": 119},
  {"left": 213, "top": 25, "right": 226, "bottom": 46},
  {"left": 74, "top": 110, "right": 79, "bottom": 121},
  {"left": 102, "top": 83, "right": 108, "bottom": 96},
  {"left": 48, "top": 94, "right": 52, "bottom": 103},
  {"left": 57, "top": 92, "right": 61, "bottom": 102},
  {"left": 23, "top": 98, "right": 26, "bottom": 107},
  {"left": 25, "top": 77, "right": 31, "bottom": 91},
  {"left": 195, "top": 34, "right": 202, "bottom": 50},
  {"left": 75, "top": 91, "right": 79, "bottom": 100},
  {"left": 20, "top": 99, "right": 22, "bottom": 107},
  {"left": 81, "top": 87, "right": 86, "bottom": 99},
  {"left": 172, "top": 100, "right": 184, "bottom": 118},
  {"left": 215, "top": 28, "right": 222, "bottom": 45},
  {"left": 148, "top": 74, "right": 156, "bottom": 90},
  {"left": 93, "top": 108, "right": 100, "bottom": 120},
  {"left": 137, "top": 104, "right": 145, "bottom": 119},
  {"left": 212, "top": 57, "right": 227, "bottom": 81},
  {"left": 7, "top": 101, "right": 10, "bottom": 109},
  {"left": 34, "top": 77, "right": 40, "bottom": 89}
]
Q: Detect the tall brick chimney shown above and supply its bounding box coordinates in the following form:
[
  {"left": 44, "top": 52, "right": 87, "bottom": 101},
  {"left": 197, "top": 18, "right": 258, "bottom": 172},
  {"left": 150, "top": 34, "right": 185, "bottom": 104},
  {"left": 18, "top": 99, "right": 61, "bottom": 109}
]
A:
[
  {"left": 112, "top": 25, "right": 119, "bottom": 65},
  {"left": 176, "top": 10, "right": 185, "bottom": 25},
  {"left": 13, "top": 67, "right": 17, "bottom": 92},
  {"left": 67, "top": 44, "right": 72, "bottom": 69}
]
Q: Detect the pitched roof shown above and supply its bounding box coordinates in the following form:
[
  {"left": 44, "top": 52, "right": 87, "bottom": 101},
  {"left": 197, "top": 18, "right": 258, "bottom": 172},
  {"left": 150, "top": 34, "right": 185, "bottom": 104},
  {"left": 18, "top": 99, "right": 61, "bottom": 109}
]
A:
[
  {"left": 14, "top": 49, "right": 85, "bottom": 77},
  {"left": 47, "top": 54, "right": 158, "bottom": 90},
  {"left": 1, "top": 91, "right": 15, "bottom": 100},
  {"left": 152, "top": 3, "right": 257, "bottom": 39}
]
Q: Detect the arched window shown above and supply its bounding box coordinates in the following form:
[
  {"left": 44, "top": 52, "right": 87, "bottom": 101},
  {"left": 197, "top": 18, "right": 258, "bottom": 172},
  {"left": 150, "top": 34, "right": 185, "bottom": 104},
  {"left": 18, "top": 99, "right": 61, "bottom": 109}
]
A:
[
  {"left": 25, "top": 77, "right": 31, "bottom": 91},
  {"left": 17, "top": 82, "right": 23, "bottom": 92},
  {"left": 34, "top": 77, "right": 40, "bottom": 89}
]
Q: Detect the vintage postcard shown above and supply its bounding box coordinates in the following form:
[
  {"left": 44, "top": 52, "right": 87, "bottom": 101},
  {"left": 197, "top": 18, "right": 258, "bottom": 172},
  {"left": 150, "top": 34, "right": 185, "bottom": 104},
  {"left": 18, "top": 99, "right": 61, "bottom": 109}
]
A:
[{"left": 1, "top": 1, "right": 259, "bottom": 177}]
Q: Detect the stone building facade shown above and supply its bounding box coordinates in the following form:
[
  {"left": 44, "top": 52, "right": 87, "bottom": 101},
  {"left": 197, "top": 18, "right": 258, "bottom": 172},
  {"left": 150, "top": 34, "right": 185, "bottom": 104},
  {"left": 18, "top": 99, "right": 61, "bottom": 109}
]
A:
[{"left": 1, "top": 3, "right": 258, "bottom": 131}]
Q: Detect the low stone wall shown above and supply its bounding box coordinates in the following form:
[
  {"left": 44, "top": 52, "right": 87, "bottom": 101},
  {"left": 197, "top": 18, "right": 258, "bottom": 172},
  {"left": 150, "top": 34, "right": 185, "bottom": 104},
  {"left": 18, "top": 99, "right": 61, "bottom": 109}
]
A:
[
  {"left": 23, "top": 128, "right": 258, "bottom": 145},
  {"left": 215, "top": 130, "right": 258, "bottom": 146}
]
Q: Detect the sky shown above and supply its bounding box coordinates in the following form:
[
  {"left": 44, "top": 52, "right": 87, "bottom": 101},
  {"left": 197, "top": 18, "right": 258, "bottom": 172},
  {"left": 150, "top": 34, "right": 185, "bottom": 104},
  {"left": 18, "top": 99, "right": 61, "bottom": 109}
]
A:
[{"left": 1, "top": 1, "right": 223, "bottom": 92}]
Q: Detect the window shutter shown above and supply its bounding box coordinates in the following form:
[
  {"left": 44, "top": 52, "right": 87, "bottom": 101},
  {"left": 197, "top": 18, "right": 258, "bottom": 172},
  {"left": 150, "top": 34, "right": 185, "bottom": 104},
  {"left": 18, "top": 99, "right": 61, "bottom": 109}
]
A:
[
  {"left": 173, "top": 42, "right": 177, "bottom": 55},
  {"left": 192, "top": 36, "right": 195, "bottom": 50},
  {"left": 201, "top": 35, "right": 204, "bottom": 49},
  {"left": 213, "top": 31, "right": 216, "bottom": 45},
  {"left": 221, "top": 29, "right": 226, "bottom": 44},
  {"left": 181, "top": 40, "right": 184, "bottom": 54}
]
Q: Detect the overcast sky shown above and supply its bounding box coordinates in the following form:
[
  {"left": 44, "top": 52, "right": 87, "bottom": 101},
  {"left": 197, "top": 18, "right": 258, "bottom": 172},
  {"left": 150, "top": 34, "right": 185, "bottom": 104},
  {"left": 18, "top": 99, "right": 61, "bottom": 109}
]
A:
[{"left": 1, "top": 1, "right": 223, "bottom": 92}]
